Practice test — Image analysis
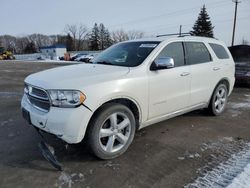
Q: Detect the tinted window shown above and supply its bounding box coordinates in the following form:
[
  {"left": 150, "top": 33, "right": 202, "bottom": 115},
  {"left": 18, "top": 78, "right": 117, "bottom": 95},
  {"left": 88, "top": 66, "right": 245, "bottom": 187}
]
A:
[
  {"left": 92, "top": 41, "right": 160, "bottom": 67},
  {"left": 157, "top": 42, "right": 185, "bottom": 67},
  {"left": 185, "top": 42, "right": 211, "bottom": 65},
  {"left": 209, "top": 43, "right": 230, "bottom": 59}
]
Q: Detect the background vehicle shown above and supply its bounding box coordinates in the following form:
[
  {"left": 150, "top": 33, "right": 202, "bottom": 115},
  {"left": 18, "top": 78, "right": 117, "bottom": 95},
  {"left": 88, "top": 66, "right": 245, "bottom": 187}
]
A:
[
  {"left": 0, "top": 47, "right": 15, "bottom": 60},
  {"left": 235, "top": 62, "right": 250, "bottom": 85},
  {"left": 77, "top": 54, "right": 95, "bottom": 62},
  {"left": 229, "top": 45, "right": 250, "bottom": 86},
  {"left": 70, "top": 52, "right": 88, "bottom": 61},
  {"left": 21, "top": 36, "right": 235, "bottom": 159}
]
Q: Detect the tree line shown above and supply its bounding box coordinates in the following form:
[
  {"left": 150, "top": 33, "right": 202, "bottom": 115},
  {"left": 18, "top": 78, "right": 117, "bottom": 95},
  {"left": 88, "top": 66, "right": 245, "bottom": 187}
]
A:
[
  {"left": 2, "top": 5, "right": 248, "bottom": 55},
  {"left": 0, "top": 23, "right": 144, "bottom": 54}
]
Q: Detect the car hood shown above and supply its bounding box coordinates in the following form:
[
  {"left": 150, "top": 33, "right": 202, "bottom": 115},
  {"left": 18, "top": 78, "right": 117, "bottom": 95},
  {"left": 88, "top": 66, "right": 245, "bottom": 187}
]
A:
[{"left": 25, "top": 64, "right": 130, "bottom": 89}]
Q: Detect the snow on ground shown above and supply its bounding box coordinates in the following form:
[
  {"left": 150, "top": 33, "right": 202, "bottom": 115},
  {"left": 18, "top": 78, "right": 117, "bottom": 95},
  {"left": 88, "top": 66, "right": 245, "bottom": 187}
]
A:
[
  {"left": 228, "top": 94, "right": 250, "bottom": 117},
  {"left": 185, "top": 142, "right": 250, "bottom": 188},
  {"left": 55, "top": 172, "right": 85, "bottom": 188},
  {"left": 227, "top": 163, "right": 250, "bottom": 188}
]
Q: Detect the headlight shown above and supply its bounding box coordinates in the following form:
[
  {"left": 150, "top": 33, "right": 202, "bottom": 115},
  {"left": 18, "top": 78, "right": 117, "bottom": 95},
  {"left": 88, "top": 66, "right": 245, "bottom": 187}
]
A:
[{"left": 48, "top": 90, "right": 86, "bottom": 108}]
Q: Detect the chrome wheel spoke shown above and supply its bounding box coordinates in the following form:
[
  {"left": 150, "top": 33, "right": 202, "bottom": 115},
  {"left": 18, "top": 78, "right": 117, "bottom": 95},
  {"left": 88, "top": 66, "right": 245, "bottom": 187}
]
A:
[
  {"left": 221, "top": 98, "right": 226, "bottom": 103},
  {"left": 215, "top": 100, "right": 220, "bottom": 107},
  {"left": 110, "top": 113, "right": 117, "bottom": 127},
  {"left": 216, "top": 93, "right": 221, "bottom": 99},
  {"left": 106, "top": 135, "right": 115, "bottom": 152},
  {"left": 220, "top": 89, "right": 225, "bottom": 97},
  {"left": 117, "top": 118, "right": 130, "bottom": 130},
  {"left": 218, "top": 102, "right": 222, "bottom": 110},
  {"left": 100, "top": 128, "right": 113, "bottom": 138},
  {"left": 99, "top": 112, "right": 132, "bottom": 153},
  {"left": 116, "top": 133, "right": 128, "bottom": 144}
]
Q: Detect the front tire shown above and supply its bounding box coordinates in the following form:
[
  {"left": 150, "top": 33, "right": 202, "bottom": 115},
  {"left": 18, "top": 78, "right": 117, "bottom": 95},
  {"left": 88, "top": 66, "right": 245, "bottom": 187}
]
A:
[
  {"left": 208, "top": 83, "right": 228, "bottom": 116},
  {"left": 88, "top": 103, "right": 136, "bottom": 159}
]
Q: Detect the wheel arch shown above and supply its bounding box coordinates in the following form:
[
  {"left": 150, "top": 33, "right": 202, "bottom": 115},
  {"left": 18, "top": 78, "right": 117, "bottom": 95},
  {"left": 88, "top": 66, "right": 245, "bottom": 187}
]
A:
[
  {"left": 215, "top": 78, "right": 230, "bottom": 94},
  {"left": 87, "top": 97, "right": 142, "bottom": 132},
  {"left": 209, "top": 78, "right": 230, "bottom": 104}
]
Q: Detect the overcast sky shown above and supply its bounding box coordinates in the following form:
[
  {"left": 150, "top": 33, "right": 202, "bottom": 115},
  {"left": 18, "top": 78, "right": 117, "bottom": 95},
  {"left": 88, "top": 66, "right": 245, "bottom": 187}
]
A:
[{"left": 1, "top": 0, "right": 250, "bottom": 46}]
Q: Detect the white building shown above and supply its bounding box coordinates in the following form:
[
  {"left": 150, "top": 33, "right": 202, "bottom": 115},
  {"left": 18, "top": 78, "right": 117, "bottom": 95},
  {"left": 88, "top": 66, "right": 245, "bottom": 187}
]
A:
[{"left": 40, "top": 45, "right": 66, "bottom": 60}]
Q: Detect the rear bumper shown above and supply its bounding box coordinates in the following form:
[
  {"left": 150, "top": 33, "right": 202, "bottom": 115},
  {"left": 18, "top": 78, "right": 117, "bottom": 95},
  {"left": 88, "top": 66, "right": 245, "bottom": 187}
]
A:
[{"left": 21, "top": 94, "right": 93, "bottom": 144}]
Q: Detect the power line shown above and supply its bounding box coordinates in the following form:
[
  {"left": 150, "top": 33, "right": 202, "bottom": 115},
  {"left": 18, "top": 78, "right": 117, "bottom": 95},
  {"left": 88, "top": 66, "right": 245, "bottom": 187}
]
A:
[
  {"left": 122, "top": 2, "right": 233, "bottom": 32},
  {"left": 144, "top": 16, "right": 250, "bottom": 35},
  {"left": 108, "top": 0, "right": 230, "bottom": 28}
]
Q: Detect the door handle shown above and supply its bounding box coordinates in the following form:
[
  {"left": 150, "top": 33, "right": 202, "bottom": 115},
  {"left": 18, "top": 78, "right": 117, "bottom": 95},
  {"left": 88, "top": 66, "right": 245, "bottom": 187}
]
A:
[
  {"left": 213, "top": 67, "right": 220, "bottom": 71},
  {"left": 180, "top": 72, "right": 190, "bottom": 76}
]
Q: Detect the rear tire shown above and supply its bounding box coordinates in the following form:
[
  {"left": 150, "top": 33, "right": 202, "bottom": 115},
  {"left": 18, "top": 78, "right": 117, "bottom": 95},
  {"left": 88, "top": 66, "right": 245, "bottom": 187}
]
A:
[
  {"left": 208, "top": 83, "right": 228, "bottom": 116},
  {"left": 88, "top": 103, "right": 136, "bottom": 159}
]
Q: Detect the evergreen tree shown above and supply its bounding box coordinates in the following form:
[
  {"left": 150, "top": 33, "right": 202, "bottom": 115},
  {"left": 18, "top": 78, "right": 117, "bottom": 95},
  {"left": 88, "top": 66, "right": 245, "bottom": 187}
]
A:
[
  {"left": 56, "top": 34, "right": 74, "bottom": 51},
  {"left": 190, "top": 5, "right": 214, "bottom": 38},
  {"left": 66, "top": 34, "right": 74, "bottom": 51},
  {"left": 89, "top": 23, "right": 100, "bottom": 50},
  {"left": 99, "top": 23, "right": 113, "bottom": 50},
  {"left": 24, "top": 42, "right": 37, "bottom": 54}
]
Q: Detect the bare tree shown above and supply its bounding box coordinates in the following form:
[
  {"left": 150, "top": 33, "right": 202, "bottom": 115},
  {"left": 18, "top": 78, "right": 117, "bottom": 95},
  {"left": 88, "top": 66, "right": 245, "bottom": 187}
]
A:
[
  {"left": 77, "top": 24, "right": 88, "bottom": 50},
  {"left": 28, "top": 34, "right": 55, "bottom": 48},
  {"left": 127, "top": 30, "right": 144, "bottom": 40},
  {"left": 111, "top": 29, "right": 128, "bottom": 43},
  {"left": 111, "top": 29, "right": 144, "bottom": 43},
  {"left": 0, "top": 35, "right": 18, "bottom": 53},
  {"left": 64, "top": 24, "right": 77, "bottom": 50},
  {"left": 64, "top": 24, "right": 88, "bottom": 50},
  {"left": 16, "top": 37, "right": 29, "bottom": 54}
]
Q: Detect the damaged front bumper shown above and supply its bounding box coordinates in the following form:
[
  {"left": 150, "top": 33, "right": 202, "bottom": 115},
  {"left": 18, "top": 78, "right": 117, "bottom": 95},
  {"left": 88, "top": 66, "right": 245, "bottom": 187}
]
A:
[
  {"left": 21, "top": 94, "right": 93, "bottom": 144},
  {"left": 21, "top": 94, "right": 93, "bottom": 171}
]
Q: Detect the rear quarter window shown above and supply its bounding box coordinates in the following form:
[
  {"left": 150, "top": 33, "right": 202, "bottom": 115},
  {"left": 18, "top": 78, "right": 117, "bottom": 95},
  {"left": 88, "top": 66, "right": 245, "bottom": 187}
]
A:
[
  {"left": 185, "top": 42, "right": 212, "bottom": 65},
  {"left": 209, "top": 43, "right": 230, "bottom": 59}
]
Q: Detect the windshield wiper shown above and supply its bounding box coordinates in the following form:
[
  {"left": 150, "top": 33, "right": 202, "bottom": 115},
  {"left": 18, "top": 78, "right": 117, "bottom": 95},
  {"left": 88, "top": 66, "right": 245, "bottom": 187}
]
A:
[{"left": 95, "top": 61, "right": 114, "bottom": 66}]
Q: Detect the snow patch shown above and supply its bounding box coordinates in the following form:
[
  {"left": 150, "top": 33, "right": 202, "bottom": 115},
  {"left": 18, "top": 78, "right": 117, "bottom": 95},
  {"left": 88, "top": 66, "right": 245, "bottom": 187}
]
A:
[
  {"left": 185, "top": 143, "right": 250, "bottom": 188},
  {"left": 228, "top": 95, "right": 250, "bottom": 117},
  {"left": 227, "top": 162, "right": 250, "bottom": 188},
  {"left": 56, "top": 172, "right": 84, "bottom": 188},
  {"left": 103, "top": 161, "right": 121, "bottom": 170},
  {"left": 178, "top": 151, "right": 201, "bottom": 161},
  {"left": 231, "top": 102, "right": 250, "bottom": 109}
]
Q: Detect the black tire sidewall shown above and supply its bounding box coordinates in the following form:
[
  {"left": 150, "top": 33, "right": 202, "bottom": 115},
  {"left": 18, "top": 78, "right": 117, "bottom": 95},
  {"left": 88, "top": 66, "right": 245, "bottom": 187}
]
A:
[{"left": 88, "top": 103, "right": 136, "bottom": 159}]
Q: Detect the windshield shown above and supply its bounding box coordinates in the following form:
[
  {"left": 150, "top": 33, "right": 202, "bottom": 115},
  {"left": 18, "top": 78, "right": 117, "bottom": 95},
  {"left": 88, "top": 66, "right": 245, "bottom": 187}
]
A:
[{"left": 92, "top": 41, "right": 160, "bottom": 67}]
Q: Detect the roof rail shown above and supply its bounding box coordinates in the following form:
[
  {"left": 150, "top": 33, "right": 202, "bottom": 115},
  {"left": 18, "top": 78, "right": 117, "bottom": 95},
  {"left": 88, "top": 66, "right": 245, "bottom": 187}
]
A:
[{"left": 156, "top": 32, "right": 191, "bottom": 37}]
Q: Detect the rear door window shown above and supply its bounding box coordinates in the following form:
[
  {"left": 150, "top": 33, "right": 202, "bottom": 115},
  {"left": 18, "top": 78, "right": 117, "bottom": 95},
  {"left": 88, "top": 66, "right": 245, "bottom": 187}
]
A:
[
  {"left": 185, "top": 42, "right": 212, "bottom": 65},
  {"left": 209, "top": 43, "right": 230, "bottom": 59},
  {"left": 157, "top": 42, "right": 185, "bottom": 67}
]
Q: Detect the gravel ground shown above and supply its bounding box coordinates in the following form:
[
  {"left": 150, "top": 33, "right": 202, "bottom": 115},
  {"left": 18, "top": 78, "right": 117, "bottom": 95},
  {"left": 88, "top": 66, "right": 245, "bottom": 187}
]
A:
[{"left": 0, "top": 61, "right": 250, "bottom": 188}]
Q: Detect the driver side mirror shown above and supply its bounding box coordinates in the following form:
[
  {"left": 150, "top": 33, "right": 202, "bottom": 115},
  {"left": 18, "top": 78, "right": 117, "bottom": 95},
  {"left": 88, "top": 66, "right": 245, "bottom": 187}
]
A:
[{"left": 150, "top": 57, "right": 174, "bottom": 71}]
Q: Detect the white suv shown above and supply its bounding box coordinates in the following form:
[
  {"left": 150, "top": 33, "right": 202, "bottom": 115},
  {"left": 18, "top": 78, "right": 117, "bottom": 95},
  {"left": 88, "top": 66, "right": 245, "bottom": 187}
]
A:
[{"left": 21, "top": 36, "right": 235, "bottom": 159}]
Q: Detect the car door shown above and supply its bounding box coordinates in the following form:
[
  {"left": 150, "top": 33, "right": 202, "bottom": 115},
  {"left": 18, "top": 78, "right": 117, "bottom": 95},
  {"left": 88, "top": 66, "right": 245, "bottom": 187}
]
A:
[
  {"left": 184, "top": 41, "right": 221, "bottom": 106},
  {"left": 148, "top": 42, "right": 191, "bottom": 119}
]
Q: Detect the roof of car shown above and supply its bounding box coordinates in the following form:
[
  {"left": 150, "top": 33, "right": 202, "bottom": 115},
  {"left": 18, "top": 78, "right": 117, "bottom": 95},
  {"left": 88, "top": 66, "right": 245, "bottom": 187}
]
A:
[{"left": 129, "top": 36, "right": 220, "bottom": 43}]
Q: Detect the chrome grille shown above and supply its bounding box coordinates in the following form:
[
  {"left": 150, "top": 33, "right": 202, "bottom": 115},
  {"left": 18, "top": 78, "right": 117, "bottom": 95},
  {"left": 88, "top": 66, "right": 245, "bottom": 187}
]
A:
[
  {"left": 31, "top": 87, "right": 49, "bottom": 100},
  {"left": 25, "top": 84, "right": 50, "bottom": 112}
]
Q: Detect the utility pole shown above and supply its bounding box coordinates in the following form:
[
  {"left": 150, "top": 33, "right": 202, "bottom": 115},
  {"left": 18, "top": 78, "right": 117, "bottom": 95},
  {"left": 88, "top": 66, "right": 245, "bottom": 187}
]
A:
[{"left": 231, "top": 0, "right": 241, "bottom": 46}]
